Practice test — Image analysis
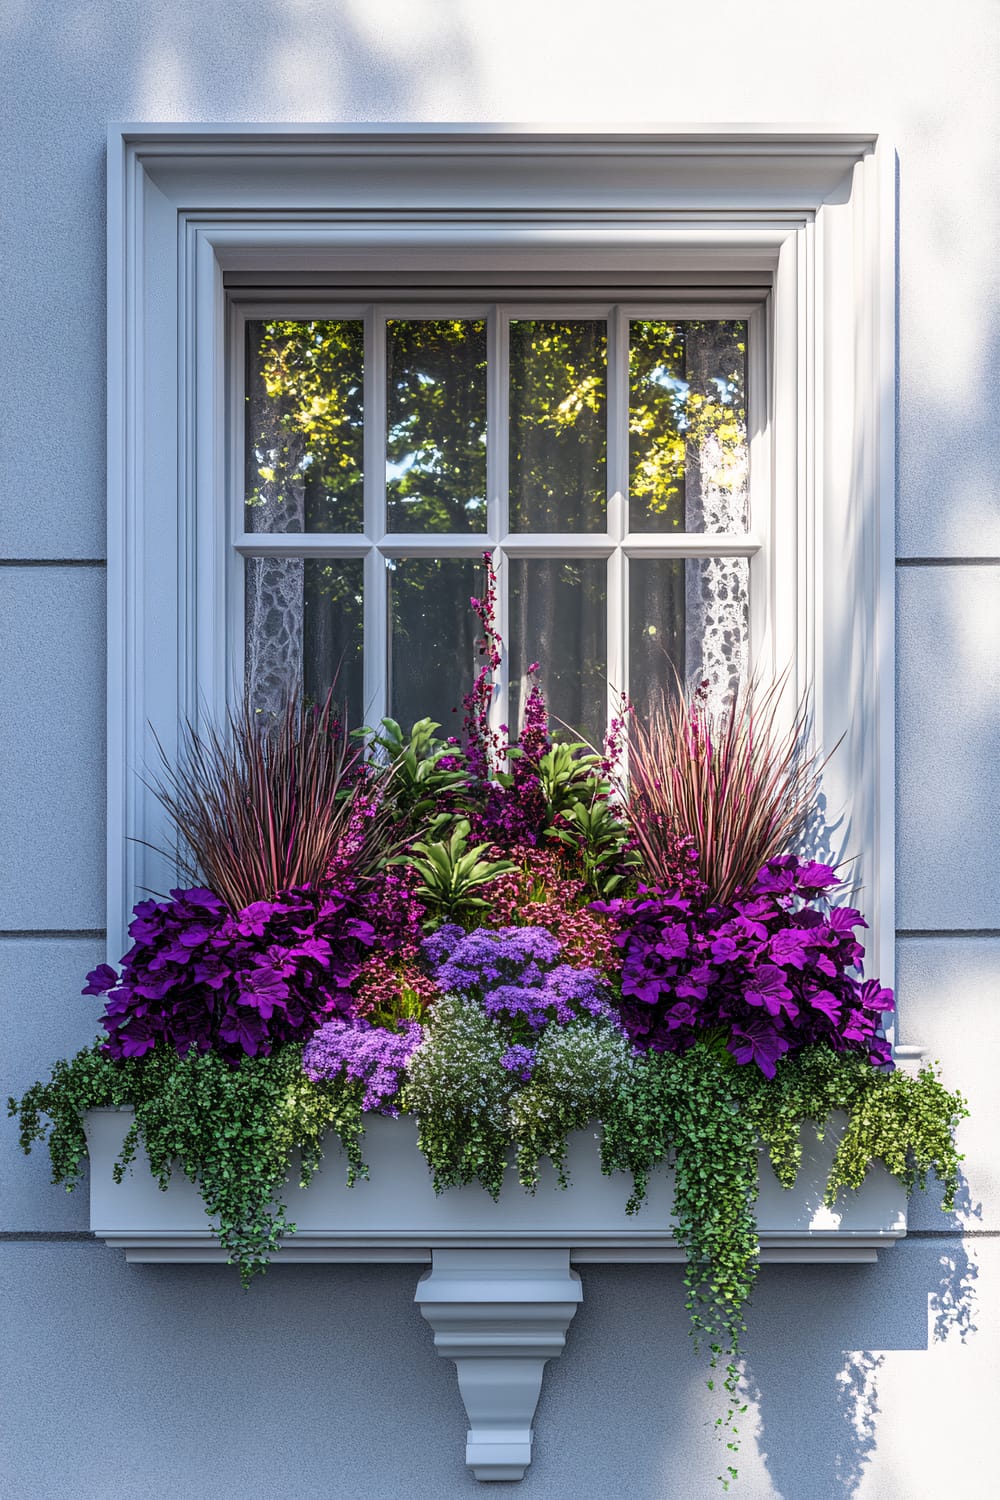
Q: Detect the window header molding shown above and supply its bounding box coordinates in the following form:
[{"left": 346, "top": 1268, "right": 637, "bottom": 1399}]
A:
[{"left": 107, "top": 124, "right": 896, "bottom": 989}]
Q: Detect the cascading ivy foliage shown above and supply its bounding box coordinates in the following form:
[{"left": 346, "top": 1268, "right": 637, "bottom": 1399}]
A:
[{"left": 8, "top": 563, "right": 967, "bottom": 1489}]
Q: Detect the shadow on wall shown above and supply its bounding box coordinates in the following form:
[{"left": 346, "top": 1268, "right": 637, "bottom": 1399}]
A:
[
  {"left": 743, "top": 1211, "right": 978, "bottom": 1500},
  {"left": 3, "top": 0, "right": 482, "bottom": 122}
]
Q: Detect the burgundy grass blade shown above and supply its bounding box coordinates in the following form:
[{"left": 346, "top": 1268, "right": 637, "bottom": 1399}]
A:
[
  {"left": 149, "top": 692, "right": 393, "bottom": 911},
  {"left": 626, "top": 677, "right": 824, "bottom": 906}
]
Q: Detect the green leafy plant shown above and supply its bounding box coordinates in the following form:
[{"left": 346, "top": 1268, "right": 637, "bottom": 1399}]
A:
[
  {"left": 545, "top": 794, "right": 634, "bottom": 898},
  {"left": 360, "top": 716, "right": 468, "bottom": 828},
  {"left": 536, "top": 742, "right": 604, "bottom": 822},
  {"left": 9, "top": 1042, "right": 368, "bottom": 1285},
  {"left": 405, "top": 818, "right": 515, "bottom": 924},
  {"left": 9, "top": 1029, "right": 966, "bottom": 1490},
  {"left": 600, "top": 1044, "right": 967, "bottom": 1488}
]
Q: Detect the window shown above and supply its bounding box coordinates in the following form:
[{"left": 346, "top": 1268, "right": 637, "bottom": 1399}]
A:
[
  {"left": 237, "top": 308, "right": 755, "bottom": 745},
  {"left": 108, "top": 127, "right": 894, "bottom": 987}
]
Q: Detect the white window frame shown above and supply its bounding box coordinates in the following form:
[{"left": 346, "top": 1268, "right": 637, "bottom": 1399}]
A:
[
  {"left": 232, "top": 296, "right": 764, "bottom": 741},
  {"left": 107, "top": 126, "right": 895, "bottom": 995}
]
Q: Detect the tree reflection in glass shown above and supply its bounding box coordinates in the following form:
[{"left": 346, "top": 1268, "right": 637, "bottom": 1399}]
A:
[
  {"left": 245, "top": 320, "right": 364, "bottom": 533},
  {"left": 509, "top": 558, "right": 606, "bottom": 748},
  {"left": 509, "top": 321, "right": 607, "bottom": 533},
  {"left": 387, "top": 557, "right": 481, "bottom": 732},
  {"left": 386, "top": 320, "right": 487, "bottom": 533},
  {"left": 629, "top": 320, "right": 747, "bottom": 533}
]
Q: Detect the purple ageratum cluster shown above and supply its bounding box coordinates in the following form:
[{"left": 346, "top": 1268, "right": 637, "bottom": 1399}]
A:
[
  {"left": 302, "top": 1017, "right": 424, "bottom": 1113},
  {"left": 500, "top": 1044, "right": 536, "bottom": 1082},
  {"left": 84, "top": 886, "right": 375, "bottom": 1063},
  {"left": 596, "top": 855, "right": 894, "bottom": 1077},
  {"left": 423, "top": 924, "right": 612, "bottom": 1029}
]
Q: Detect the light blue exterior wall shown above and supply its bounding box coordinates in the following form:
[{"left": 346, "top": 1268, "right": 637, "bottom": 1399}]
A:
[{"left": 3, "top": 3, "right": 998, "bottom": 1496}]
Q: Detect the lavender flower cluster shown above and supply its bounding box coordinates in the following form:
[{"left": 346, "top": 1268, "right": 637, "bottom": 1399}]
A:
[
  {"left": 84, "top": 886, "right": 375, "bottom": 1062},
  {"left": 417, "top": 924, "right": 618, "bottom": 1086},
  {"left": 424, "top": 924, "right": 612, "bottom": 1034},
  {"left": 597, "top": 855, "right": 894, "bottom": 1077},
  {"left": 302, "top": 1017, "right": 424, "bottom": 1113}
]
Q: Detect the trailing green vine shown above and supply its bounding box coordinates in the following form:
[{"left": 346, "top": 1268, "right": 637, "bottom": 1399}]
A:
[
  {"left": 9, "top": 1034, "right": 966, "bottom": 1487},
  {"left": 9, "top": 1042, "right": 368, "bottom": 1286},
  {"left": 597, "top": 1042, "right": 966, "bottom": 1488}
]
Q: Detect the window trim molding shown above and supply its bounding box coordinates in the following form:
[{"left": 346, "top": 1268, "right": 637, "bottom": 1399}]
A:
[{"left": 107, "top": 124, "right": 896, "bottom": 993}]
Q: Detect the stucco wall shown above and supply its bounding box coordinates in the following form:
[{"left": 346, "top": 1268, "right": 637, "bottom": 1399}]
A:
[{"left": 3, "top": 3, "right": 998, "bottom": 1496}]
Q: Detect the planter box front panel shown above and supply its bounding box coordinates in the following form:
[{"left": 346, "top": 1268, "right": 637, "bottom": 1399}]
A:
[{"left": 85, "top": 1108, "right": 906, "bottom": 1265}]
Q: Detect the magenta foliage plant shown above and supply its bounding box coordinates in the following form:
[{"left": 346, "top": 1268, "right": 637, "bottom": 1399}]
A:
[
  {"left": 596, "top": 854, "right": 894, "bottom": 1077},
  {"left": 85, "top": 885, "right": 375, "bottom": 1063}
]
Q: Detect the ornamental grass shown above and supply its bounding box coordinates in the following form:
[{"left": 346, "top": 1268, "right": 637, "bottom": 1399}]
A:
[
  {"left": 150, "top": 692, "right": 395, "bottom": 911},
  {"left": 626, "top": 676, "right": 823, "bottom": 906}
]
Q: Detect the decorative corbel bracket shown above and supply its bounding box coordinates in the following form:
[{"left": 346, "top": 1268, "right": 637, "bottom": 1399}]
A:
[{"left": 415, "top": 1248, "right": 583, "bottom": 1481}]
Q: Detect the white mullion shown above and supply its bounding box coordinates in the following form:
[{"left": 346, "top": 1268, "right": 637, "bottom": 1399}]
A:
[
  {"left": 228, "top": 302, "right": 250, "bottom": 705},
  {"left": 378, "top": 535, "right": 492, "bottom": 557},
  {"left": 500, "top": 533, "right": 616, "bottom": 556},
  {"left": 486, "top": 304, "right": 503, "bottom": 543},
  {"left": 364, "top": 306, "right": 388, "bottom": 727},
  {"left": 746, "top": 301, "right": 771, "bottom": 682},
  {"left": 607, "top": 305, "right": 628, "bottom": 715},
  {"left": 234, "top": 535, "right": 371, "bottom": 558},
  {"left": 492, "top": 306, "right": 511, "bottom": 746},
  {"left": 623, "top": 532, "right": 763, "bottom": 558}
]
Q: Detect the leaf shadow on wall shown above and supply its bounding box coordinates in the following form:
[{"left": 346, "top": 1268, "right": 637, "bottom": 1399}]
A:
[{"left": 742, "top": 1192, "right": 979, "bottom": 1500}]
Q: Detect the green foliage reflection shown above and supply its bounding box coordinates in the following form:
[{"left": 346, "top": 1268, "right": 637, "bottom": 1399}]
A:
[
  {"left": 386, "top": 319, "right": 487, "bottom": 533},
  {"left": 629, "top": 320, "right": 747, "bottom": 531},
  {"left": 509, "top": 320, "right": 607, "bottom": 532},
  {"left": 246, "top": 320, "right": 364, "bottom": 532}
]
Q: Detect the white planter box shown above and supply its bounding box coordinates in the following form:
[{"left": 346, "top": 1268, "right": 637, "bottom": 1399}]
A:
[
  {"left": 85, "top": 1106, "right": 906, "bottom": 1264},
  {"left": 83, "top": 1106, "right": 908, "bottom": 1481}
]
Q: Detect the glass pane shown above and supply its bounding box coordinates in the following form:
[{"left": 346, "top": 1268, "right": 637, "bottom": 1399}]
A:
[
  {"left": 629, "top": 320, "right": 748, "bottom": 533},
  {"left": 386, "top": 320, "right": 487, "bottom": 533},
  {"left": 629, "top": 557, "right": 749, "bottom": 715},
  {"left": 303, "top": 560, "right": 365, "bottom": 723},
  {"left": 508, "top": 559, "right": 606, "bottom": 748},
  {"left": 509, "top": 321, "right": 607, "bottom": 532},
  {"left": 245, "top": 321, "right": 364, "bottom": 533},
  {"left": 245, "top": 557, "right": 364, "bottom": 724},
  {"left": 388, "top": 557, "right": 481, "bottom": 732},
  {"left": 629, "top": 558, "right": 685, "bottom": 714}
]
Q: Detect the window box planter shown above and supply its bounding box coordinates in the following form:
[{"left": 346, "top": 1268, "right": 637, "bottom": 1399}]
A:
[
  {"left": 83, "top": 1103, "right": 909, "bottom": 1482},
  {"left": 85, "top": 1106, "right": 907, "bottom": 1266}
]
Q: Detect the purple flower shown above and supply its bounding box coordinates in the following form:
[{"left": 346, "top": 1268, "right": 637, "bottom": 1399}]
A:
[
  {"left": 768, "top": 927, "right": 817, "bottom": 969},
  {"left": 728, "top": 1021, "right": 791, "bottom": 1079},
  {"left": 795, "top": 861, "right": 839, "bottom": 891},
  {"left": 89, "top": 884, "right": 375, "bottom": 1064},
  {"left": 753, "top": 858, "right": 799, "bottom": 894},
  {"left": 420, "top": 924, "right": 466, "bottom": 969},
  {"left": 500, "top": 1044, "right": 536, "bottom": 1082},
  {"left": 433, "top": 926, "right": 562, "bottom": 998},
  {"left": 857, "top": 979, "right": 895, "bottom": 1013},
  {"left": 806, "top": 989, "right": 842, "bottom": 1023},
  {"left": 601, "top": 863, "right": 893, "bottom": 1071},
  {"left": 82, "top": 964, "right": 118, "bottom": 997},
  {"left": 302, "top": 1018, "right": 423, "bottom": 1113},
  {"left": 743, "top": 964, "right": 797, "bottom": 1018},
  {"left": 236, "top": 963, "right": 290, "bottom": 1018}
]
